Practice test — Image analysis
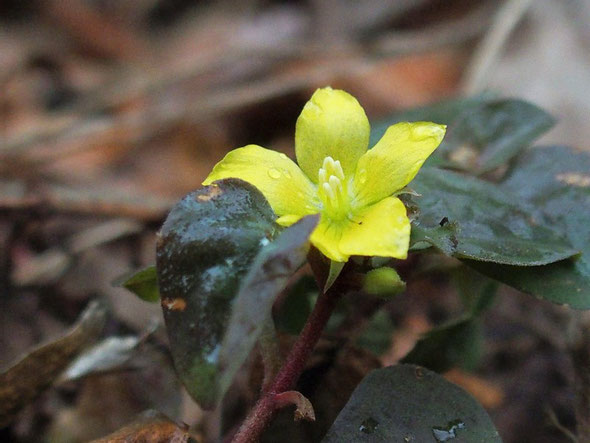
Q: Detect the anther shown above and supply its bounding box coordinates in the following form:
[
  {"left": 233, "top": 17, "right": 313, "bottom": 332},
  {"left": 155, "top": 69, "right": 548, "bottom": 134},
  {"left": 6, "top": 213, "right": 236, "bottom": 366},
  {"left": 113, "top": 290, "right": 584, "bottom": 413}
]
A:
[{"left": 329, "top": 175, "right": 343, "bottom": 194}]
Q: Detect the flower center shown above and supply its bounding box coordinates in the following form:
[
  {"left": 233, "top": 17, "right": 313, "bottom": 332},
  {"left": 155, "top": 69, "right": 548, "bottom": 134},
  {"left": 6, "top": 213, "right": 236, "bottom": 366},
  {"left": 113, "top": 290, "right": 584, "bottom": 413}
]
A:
[{"left": 317, "top": 156, "right": 351, "bottom": 220}]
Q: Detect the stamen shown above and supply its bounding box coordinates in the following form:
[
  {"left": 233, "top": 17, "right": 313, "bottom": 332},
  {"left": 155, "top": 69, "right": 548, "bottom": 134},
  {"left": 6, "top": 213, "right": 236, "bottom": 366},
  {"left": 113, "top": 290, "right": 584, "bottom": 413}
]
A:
[
  {"left": 318, "top": 156, "right": 351, "bottom": 220},
  {"left": 322, "top": 182, "right": 336, "bottom": 202},
  {"left": 333, "top": 160, "right": 345, "bottom": 180},
  {"left": 329, "top": 175, "right": 343, "bottom": 194}
]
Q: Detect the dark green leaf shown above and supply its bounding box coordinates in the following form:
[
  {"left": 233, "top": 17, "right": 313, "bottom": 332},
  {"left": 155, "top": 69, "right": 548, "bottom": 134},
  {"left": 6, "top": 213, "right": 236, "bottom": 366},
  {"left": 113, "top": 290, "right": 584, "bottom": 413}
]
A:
[
  {"left": 218, "top": 215, "right": 318, "bottom": 399},
  {"left": 401, "top": 318, "right": 482, "bottom": 373},
  {"left": 115, "top": 265, "right": 159, "bottom": 303},
  {"left": 275, "top": 275, "right": 317, "bottom": 335},
  {"left": 470, "top": 145, "right": 590, "bottom": 309},
  {"left": 156, "top": 179, "right": 281, "bottom": 409},
  {"left": 356, "top": 310, "right": 395, "bottom": 356},
  {"left": 452, "top": 265, "right": 499, "bottom": 316},
  {"left": 370, "top": 94, "right": 495, "bottom": 148},
  {"left": 443, "top": 99, "right": 555, "bottom": 172},
  {"left": 409, "top": 167, "right": 578, "bottom": 265},
  {"left": 323, "top": 364, "right": 501, "bottom": 442},
  {"left": 0, "top": 301, "right": 107, "bottom": 428}
]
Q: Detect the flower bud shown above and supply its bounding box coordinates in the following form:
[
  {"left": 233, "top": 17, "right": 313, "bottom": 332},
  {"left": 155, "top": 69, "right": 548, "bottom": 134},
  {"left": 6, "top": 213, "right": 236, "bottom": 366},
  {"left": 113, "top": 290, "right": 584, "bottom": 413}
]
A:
[{"left": 363, "top": 267, "right": 405, "bottom": 298}]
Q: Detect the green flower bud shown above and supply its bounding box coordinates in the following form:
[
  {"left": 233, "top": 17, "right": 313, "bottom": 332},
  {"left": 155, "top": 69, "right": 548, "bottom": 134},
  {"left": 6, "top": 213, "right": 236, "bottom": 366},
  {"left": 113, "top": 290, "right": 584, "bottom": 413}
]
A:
[{"left": 363, "top": 267, "right": 406, "bottom": 298}]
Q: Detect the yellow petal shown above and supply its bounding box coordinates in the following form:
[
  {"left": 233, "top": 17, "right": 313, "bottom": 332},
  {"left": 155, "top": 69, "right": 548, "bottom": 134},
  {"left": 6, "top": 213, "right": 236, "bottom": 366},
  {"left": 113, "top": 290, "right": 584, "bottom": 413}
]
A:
[
  {"left": 353, "top": 122, "right": 445, "bottom": 207},
  {"left": 340, "top": 197, "right": 410, "bottom": 259},
  {"left": 310, "top": 216, "right": 349, "bottom": 262},
  {"left": 203, "top": 145, "right": 319, "bottom": 217},
  {"left": 295, "top": 87, "right": 370, "bottom": 182}
]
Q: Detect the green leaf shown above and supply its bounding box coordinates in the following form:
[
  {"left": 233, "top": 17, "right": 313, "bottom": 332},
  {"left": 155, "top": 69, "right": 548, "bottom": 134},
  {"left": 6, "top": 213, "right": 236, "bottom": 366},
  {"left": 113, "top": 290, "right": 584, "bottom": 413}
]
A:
[
  {"left": 452, "top": 265, "right": 499, "bottom": 316},
  {"left": 275, "top": 275, "right": 317, "bottom": 335},
  {"left": 370, "top": 94, "right": 495, "bottom": 148},
  {"left": 156, "top": 179, "right": 281, "bottom": 409},
  {"left": 218, "top": 215, "right": 318, "bottom": 399},
  {"left": 115, "top": 265, "right": 159, "bottom": 303},
  {"left": 409, "top": 167, "right": 578, "bottom": 265},
  {"left": 356, "top": 310, "right": 395, "bottom": 356},
  {"left": 323, "top": 364, "right": 501, "bottom": 442},
  {"left": 401, "top": 317, "right": 482, "bottom": 373},
  {"left": 470, "top": 145, "right": 590, "bottom": 309},
  {"left": 443, "top": 99, "right": 555, "bottom": 172}
]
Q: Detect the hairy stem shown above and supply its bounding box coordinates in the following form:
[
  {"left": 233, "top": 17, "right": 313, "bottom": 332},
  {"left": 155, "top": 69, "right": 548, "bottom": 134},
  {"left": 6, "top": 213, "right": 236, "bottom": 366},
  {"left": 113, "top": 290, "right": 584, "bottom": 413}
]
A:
[{"left": 231, "top": 284, "right": 342, "bottom": 443}]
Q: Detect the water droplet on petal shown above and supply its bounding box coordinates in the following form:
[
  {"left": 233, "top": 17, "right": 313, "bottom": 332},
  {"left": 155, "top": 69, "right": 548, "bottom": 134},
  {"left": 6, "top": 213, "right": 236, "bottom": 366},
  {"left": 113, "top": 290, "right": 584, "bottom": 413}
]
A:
[{"left": 268, "top": 168, "right": 281, "bottom": 179}]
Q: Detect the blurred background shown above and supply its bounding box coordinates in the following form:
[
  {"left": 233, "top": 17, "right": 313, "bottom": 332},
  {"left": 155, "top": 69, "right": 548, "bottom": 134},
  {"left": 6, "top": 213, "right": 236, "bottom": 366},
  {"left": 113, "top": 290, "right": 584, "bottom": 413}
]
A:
[{"left": 1, "top": 0, "right": 589, "bottom": 442}]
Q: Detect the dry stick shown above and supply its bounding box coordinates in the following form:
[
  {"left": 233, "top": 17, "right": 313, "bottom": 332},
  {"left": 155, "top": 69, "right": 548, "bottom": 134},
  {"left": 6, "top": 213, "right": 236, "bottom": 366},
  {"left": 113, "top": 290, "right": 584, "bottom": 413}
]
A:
[
  {"left": 231, "top": 285, "right": 342, "bottom": 443},
  {"left": 462, "top": 0, "right": 534, "bottom": 94}
]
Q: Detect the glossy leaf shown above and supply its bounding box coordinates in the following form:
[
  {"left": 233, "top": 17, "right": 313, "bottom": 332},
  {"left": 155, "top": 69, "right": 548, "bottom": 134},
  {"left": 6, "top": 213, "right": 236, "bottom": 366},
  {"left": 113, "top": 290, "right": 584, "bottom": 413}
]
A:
[
  {"left": 443, "top": 99, "right": 555, "bottom": 172},
  {"left": 409, "top": 167, "right": 578, "bottom": 265},
  {"left": 369, "top": 94, "right": 495, "bottom": 149},
  {"left": 156, "top": 179, "right": 281, "bottom": 409},
  {"left": 323, "top": 364, "right": 501, "bottom": 442},
  {"left": 0, "top": 301, "right": 106, "bottom": 427},
  {"left": 115, "top": 265, "right": 159, "bottom": 303},
  {"left": 372, "top": 96, "right": 553, "bottom": 174},
  {"left": 218, "top": 215, "right": 318, "bottom": 399},
  {"left": 471, "top": 145, "right": 590, "bottom": 309}
]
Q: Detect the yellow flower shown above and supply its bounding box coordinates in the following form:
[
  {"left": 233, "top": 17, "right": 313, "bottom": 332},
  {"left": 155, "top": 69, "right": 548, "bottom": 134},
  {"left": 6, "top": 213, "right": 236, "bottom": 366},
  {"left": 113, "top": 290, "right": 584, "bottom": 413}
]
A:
[{"left": 203, "top": 87, "right": 445, "bottom": 263}]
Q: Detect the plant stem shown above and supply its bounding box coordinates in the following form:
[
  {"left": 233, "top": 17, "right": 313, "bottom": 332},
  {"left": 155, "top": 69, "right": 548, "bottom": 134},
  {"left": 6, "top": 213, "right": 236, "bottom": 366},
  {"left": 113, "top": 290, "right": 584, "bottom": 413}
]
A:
[{"left": 231, "top": 285, "right": 342, "bottom": 443}]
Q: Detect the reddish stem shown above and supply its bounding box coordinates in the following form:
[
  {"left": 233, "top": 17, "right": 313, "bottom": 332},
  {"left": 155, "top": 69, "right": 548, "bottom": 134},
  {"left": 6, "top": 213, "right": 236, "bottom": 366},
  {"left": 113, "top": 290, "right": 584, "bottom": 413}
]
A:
[{"left": 231, "top": 285, "right": 341, "bottom": 443}]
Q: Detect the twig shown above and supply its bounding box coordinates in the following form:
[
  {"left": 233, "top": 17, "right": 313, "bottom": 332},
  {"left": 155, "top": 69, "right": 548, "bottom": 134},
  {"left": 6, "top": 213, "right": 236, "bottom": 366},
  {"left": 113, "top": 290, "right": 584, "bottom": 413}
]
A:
[
  {"left": 462, "top": 0, "right": 534, "bottom": 94},
  {"left": 546, "top": 406, "right": 578, "bottom": 443}
]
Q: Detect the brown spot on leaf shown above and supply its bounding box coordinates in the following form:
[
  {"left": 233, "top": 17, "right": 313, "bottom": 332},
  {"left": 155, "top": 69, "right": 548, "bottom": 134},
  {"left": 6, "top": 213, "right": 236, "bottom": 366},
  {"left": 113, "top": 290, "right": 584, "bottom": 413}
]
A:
[
  {"left": 161, "top": 297, "right": 187, "bottom": 311},
  {"left": 556, "top": 172, "right": 590, "bottom": 187},
  {"left": 196, "top": 184, "right": 222, "bottom": 202},
  {"left": 414, "top": 366, "right": 424, "bottom": 379}
]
